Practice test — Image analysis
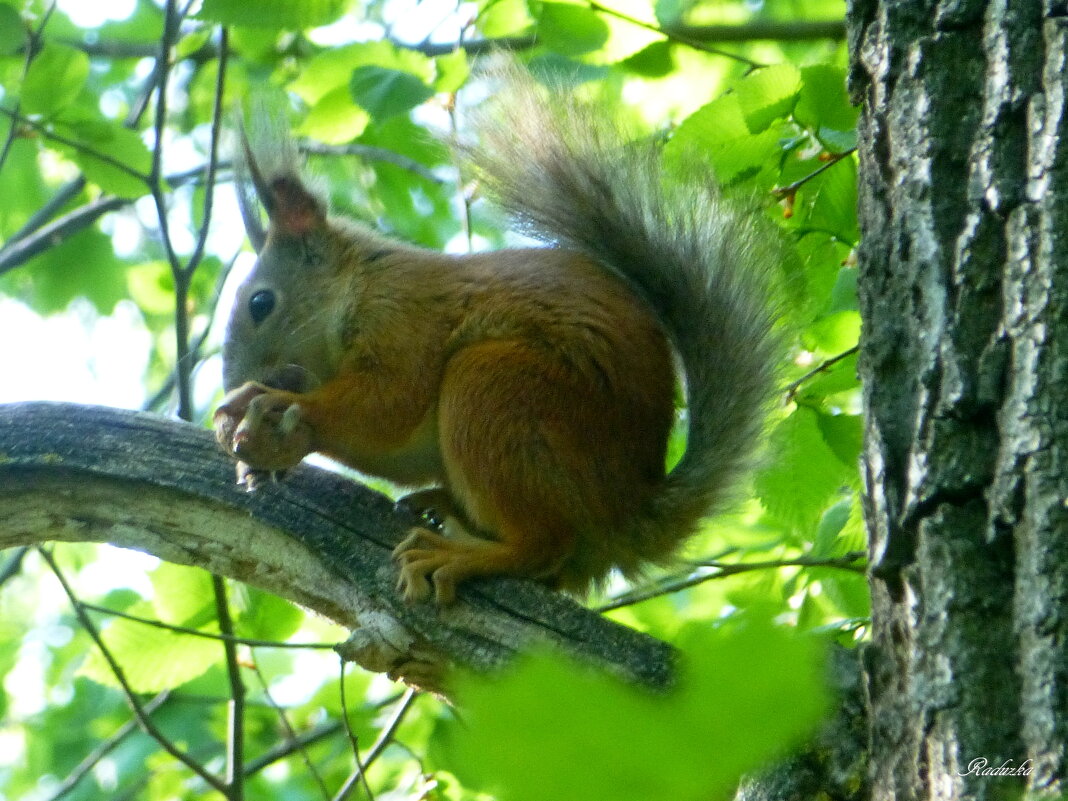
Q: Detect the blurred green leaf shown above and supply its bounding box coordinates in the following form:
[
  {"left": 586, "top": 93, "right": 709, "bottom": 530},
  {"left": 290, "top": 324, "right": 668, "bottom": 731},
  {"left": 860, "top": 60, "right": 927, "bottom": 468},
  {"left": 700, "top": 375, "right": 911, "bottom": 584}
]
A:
[
  {"left": 756, "top": 406, "right": 854, "bottom": 532},
  {"left": 300, "top": 85, "right": 371, "bottom": 143},
  {"left": 234, "top": 587, "right": 303, "bottom": 642},
  {"left": 21, "top": 43, "right": 89, "bottom": 116},
  {"left": 734, "top": 63, "right": 802, "bottom": 133},
  {"left": 537, "top": 2, "right": 610, "bottom": 56},
  {"left": 80, "top": 611, "right": 220, "bottom": 692},
  {"left": 795, "top": 64, "right": 858, "bottom": 147},
  {"left": 0, "top": 3, "right": 26, "bottom": 55},
  {"left": 436, "top": 619, "right": 828, "bottom": 801},
  {"left": 350, "top": 65, "right": 434, "bottom": 121},
  {"left": 150, "top": 562, "right": 215, "bottom": 628},
  {"left": 198, "top": 0, "right": 348, "bottom": 28},
  {"left": 54, "top": 119, "right": 151, "bottom": 198}
]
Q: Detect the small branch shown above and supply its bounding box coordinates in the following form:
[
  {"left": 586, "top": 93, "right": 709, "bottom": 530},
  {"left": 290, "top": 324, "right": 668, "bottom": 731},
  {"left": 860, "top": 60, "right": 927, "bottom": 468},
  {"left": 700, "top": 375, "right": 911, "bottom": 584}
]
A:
[
  {"left": 0, "top": 195, "right": 128, "bottom": 276},
  {"left": 0, "top": 546, "right": 28, "bottom": 589},
  {"left": 0, "top": 0, "right": 57, "bottom": 174},
  {"left": 597, "top": 551, "right": 867, "bottom": 612},
  {"left": 212, "top": 575, "right": 246, "bottom": 801},
  {"left": 79, "top": 601, "right": 337, "bottom": 649},
  {"left": 249, "top": 655, "right": 332, "bottom": 800},
  {"left": 302, "top": 142, "right": 442, "bottom": 184},
  {"left": 38, "top": 547, "right": 229, "bottom": 794},
  {"left": 243, "top": 720, "right": 344, "bottom": 777},
  {"left": 665, "top": 19, "right": 846, "bottom": 44},
  {"left": 785, "top": 345, "right": 859, "bottom": 401},
  {"left": 183, "top": 26, "right": 229, "bottom": 278},
  {"left": 40, "top": 692, "right": 170, "bottom": 801},
  {"left": 772, "top": 147, "right": 857, "bottom": 201},
  {"left": 148, "top": 0, "right": 182, "bottom": 276},
  {"left": 0, "top": 107, "right": 152, "bottom": 183},
  {"left": 586, "top": 1, "right": 764, "bottom": 68},
  {"left": 333, "top": 689, "right": 417, "bottom": 801}
]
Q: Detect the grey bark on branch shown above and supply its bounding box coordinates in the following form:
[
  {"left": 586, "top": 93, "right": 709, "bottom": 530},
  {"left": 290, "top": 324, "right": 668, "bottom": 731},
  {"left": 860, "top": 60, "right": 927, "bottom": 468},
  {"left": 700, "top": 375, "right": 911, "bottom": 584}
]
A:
[{"left": 0, "top": 401, "right": 673, "bottom": 693}]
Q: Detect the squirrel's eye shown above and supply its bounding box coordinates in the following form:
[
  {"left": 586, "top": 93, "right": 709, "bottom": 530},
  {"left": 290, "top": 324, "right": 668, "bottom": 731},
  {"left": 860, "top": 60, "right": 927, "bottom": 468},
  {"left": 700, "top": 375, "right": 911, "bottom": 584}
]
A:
[{"left": 248, "top": 290, "right": 276, "bottom": 324}]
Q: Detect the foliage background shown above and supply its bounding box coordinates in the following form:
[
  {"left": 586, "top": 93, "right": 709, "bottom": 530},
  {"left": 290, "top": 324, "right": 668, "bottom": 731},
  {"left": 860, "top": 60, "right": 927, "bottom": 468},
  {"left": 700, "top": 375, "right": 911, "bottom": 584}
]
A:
[{"left": 0, "top": 0, "right": 865, "bottom": 798}]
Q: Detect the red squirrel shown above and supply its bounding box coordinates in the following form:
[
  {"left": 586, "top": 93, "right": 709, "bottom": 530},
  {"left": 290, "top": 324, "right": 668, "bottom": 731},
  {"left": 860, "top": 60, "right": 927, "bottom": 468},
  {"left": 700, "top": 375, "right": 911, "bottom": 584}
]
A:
[{"left": 213, "top": 70, "right": 780, "bottom": 604}]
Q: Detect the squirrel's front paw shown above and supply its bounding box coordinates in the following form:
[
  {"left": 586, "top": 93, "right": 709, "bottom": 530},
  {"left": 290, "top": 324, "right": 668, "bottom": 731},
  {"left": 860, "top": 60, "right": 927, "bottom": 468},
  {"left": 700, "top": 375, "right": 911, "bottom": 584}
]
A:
[{"left": 214, "top": 383, "right": 313, "bottom": 474}]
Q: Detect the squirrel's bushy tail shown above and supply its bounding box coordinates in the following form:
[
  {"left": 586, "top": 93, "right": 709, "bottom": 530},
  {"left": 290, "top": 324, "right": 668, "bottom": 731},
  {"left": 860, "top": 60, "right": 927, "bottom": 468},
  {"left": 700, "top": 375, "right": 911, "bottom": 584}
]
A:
[{"left": 463, "top": 69, "right": 780, "bottom": 561}]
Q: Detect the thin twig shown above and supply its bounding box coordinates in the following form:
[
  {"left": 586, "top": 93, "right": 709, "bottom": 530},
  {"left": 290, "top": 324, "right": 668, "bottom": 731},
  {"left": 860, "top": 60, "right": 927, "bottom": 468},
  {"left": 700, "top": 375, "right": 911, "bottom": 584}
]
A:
[
  {"left": 0, "top": 0, "right": 57, "bottom": 174},
  {"left": 0, "top": 107, "right": 152, "bottom": 183},
  {"left": 241, "top": 691, "right": 406, "bottom": 778},
  {"left": 243, "top": 721, "right": 343, "bottom": 776},
  {"left": 0, "top": 546, "right": 28, "bottom": 589},
  {"left": 80, "top": 602, "right": 339, "bottom": 647},
  {"left": 772, "top": 147, "right": 857, "bottom": 200},
  {"left": 333, "top": 688, "right": 418, "bottom": 801},
  {"left": 184, "top": 27, "right": 229, "bottom": 278},
  {"left": 38, "top": 546, "right": 228, "bottom": 794},
  {"left": 40, "top": 693, "right": 170, "bottom": 801},
  {"left": 784, "top": 345, "right": 859, "bottom": 401},
  {"left": 586, "top": 0, "right": 764, "bottom": 68},
  {"left": 597, "top": 551, "right": 867, "bottom": 612},
  {"left": 249, "top": 654, "right": 333, "bottom": 800},
  {"left": 0, "top": 195, "right": 128, "bottom": 276},
  {"left": 302, "top": 142, "right": 442, "bottom": 184},
  {"left": 212, "top": 575, "right": 246, "bottom": 801}
]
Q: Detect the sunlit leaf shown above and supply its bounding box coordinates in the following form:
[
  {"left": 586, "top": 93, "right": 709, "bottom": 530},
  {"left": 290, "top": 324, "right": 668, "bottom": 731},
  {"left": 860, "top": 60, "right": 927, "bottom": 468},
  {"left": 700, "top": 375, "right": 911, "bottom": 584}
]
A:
[
  {"left": 198, "top": 0, "right": 348, "bottom": 28},
  {"left": 734, "top": 63, "right": 802, "bottom": 133},
  {"left": 79, "top": 612, "right": 220, "bottom": 693},
  {"left": 435, "top": 620, "right": 828, "bottom": 801},
  {"left": 349, "top": 65, "right": 434, "bottom": 121},
  {"left": 756, "top": 407, "right": 855, "bottom": 532},
  {"left": 0, "top": 3, "right": 26, "bottom": 55},
  {"left": 21, "top": 43, "right": 89, "bottom": 116}
]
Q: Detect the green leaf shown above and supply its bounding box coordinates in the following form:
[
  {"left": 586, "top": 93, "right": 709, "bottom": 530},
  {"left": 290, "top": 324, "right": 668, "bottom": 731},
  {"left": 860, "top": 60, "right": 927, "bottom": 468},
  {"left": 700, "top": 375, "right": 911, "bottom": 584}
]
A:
[
  {"left": 434, "top": 49, "right": 469, "bottom": 93},
  {"left": 79, "top": 612, "right": 220, "bottom": 693},
  {"left": 795, "top": 155, "right": 858, "bottom": 242},
  {"left": 477, "top": 0, "right": 535, "bottom": 37},
  {"left": 805, "top": 310, "right": 861, "bottom": 353},
  {"left": 30, "top": 227, "right": 126, "bottom": 314},
  {"left": 150, "top": 562, "right": 215, "bottom": 628},
  {"left": 349, "top": 65, "right": 434, "bottom": 121},
  {"left": 667, "top": 94, "right": 784, "bottom": 190},
  {"left": 755, "top": 407, "right": 854, "bottom": 532},
  {"left": 436, "top": 619, "right": 828, "bottom": 801},
  {"left": 817, "top": 411, "right": 863, "bottom": 472},
  {"left": 21, "top": 43, "right": 89, "bottom": 116},
  {"left": 537, "top": 2, "right": 610, "bottom": 56},
  {"left": 0, "top": 3, "right": 26, "bottom": 56},
  {"left": 290, "top": 40, "right": 433, "bottom": 106},
  {"left": 734, "top": 63, "right": 802, "bottom": 134},
  {"left": 235, "top": 587, "right": 303, "bottom": 642},
  {"left": 198, "top": 0, "right": 349, "bottom": 28},
  {"left": 794, "top": 64, "right": 858, "bottom": 146},
  {"left": 54, "top": 119, "right": 151, "bottom": 198},
  {"left": 793, "top": 350, "right": 859, "bottom": 402},
  {"left": 299, "top": 85, "right": 370, "bottom": 143}
]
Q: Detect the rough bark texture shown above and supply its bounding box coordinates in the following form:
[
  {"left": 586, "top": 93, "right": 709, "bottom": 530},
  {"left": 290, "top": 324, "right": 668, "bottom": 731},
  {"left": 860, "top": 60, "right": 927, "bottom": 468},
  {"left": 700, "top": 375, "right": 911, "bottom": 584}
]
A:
[
  {"left": 0, "top": 401, "right": 674, "bottom": 693},
  {"left": 848, "top": 1, "right": 1068, "bottom": 798}
]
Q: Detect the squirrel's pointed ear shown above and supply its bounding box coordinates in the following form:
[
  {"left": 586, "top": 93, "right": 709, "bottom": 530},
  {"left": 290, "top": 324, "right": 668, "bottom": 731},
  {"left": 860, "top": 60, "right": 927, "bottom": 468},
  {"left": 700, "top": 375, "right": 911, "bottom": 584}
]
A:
[
  {"left": 237, "top": 110, "right": 326, "bottom": 240},
  {"left": 264, "top": 175, "right": 327, "bottom": 236}
]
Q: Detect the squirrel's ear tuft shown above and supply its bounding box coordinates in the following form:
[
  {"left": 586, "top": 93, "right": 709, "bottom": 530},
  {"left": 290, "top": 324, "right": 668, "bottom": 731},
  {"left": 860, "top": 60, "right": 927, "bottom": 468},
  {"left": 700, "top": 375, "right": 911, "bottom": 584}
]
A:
[
  {"left": 235, "top": 97, "right": 326, "bottom": 240},
  {"left": 268, "top": 175, "right": 326, "bottom": 235}
]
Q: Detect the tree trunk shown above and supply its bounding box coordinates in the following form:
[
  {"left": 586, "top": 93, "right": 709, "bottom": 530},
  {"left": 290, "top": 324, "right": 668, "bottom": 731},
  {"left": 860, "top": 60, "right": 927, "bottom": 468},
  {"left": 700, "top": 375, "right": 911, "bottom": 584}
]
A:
[{"left": 848, "top": 1, "right": 1068, "bottom": 798}]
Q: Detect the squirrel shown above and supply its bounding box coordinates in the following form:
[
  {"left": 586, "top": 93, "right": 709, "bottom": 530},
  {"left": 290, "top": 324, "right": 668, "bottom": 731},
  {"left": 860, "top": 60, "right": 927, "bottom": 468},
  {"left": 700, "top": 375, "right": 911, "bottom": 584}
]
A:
[{"left": 213, "top": 69, "right": 780, "bottom": 604}]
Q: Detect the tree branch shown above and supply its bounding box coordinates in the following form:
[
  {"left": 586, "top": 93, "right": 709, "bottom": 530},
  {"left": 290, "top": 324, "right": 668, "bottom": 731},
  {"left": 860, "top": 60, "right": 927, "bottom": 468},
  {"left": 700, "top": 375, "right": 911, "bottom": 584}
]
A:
[{"left": 0, "top": 402, "right": 674, "bottom": 692}]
